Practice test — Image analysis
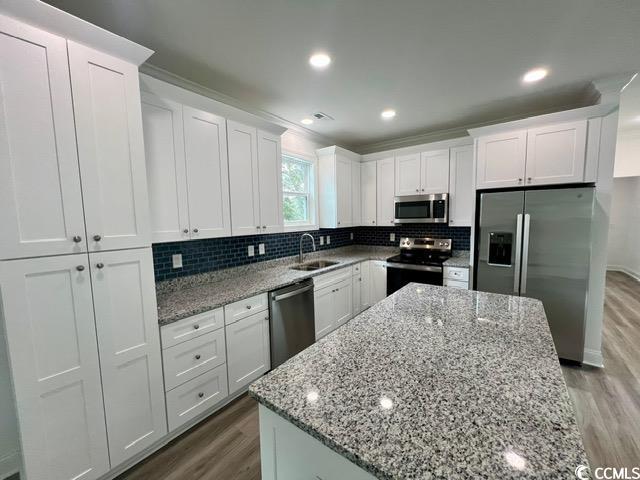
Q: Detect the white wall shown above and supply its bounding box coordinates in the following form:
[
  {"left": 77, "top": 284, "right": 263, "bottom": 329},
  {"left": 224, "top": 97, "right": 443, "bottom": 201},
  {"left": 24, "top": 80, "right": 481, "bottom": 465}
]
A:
[
  {"left": 0, "top": 318, "right": 20, "bottom": 479},
  {"left": 607, "top": 176, "right": 640, "bottom": 279},
  {"left": 281, "top": 130, "right": 329, "bottom": 158},
  {"left": 614, "top": 131, "right": 640, "bottom": 178}
]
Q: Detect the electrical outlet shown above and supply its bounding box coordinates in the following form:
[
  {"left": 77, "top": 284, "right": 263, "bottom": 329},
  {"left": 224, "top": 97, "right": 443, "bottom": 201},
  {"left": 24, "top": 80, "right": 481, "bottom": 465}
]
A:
[
  {"left": 319, "top": 236, "right": 324, "bottom": 246},
  {"left": 390, "top": 233, "right": 395, "bottom": 242},
  {"left": 247, "top": 245, "right": 255, "bottom": 257},
  {"left": 350, "top": 232, "right": 354, "bottom": 240},
  {"left": 326, "top": 236, "right": 331, "bottom": 245},
  {"left": 172, "top": 254, "right": 183, "bottom": 269},
  {"left": 259, "top": 243, "right": 265, "bottom": 255}
]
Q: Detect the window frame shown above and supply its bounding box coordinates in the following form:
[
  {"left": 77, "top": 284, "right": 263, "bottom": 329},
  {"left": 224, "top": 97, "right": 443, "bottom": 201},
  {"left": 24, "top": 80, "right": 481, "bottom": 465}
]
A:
[{"left": 281, "top": 151, "right": 318, "bottom": 232}]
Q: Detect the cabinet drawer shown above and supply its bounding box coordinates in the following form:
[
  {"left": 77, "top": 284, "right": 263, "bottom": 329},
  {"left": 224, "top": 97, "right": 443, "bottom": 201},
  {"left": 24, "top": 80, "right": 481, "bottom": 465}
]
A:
[
  {"left": 224, "top": 293, "right": 268, "bottom": 325},
  {"left": 313, "top": 266, "right": 352, "bottom": 291},
  {"left": 163, "top": 329, "right": 226, "bottom": 391},
  {"left": 161, "top": 308, "right": 224, "bottom": 349},
  {"left": 444, "top": 279, "right": 468, "bottom": 289},
  {"left": 352, "top": 262, "right": 363, "bottom": 275},
  {"left": 445, "top": 267, "right": 469, "bottom": 282},
  {"left": 166, "top": 364, "right": 229, "bottom": 432}
]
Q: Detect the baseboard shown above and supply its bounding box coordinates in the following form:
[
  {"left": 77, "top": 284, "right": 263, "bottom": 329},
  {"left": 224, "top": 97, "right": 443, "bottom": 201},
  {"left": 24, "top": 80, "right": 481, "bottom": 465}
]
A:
[
  {"left": 583, "top": 348, "right": 604, "bottom": 368},
  {"left": 0, "top": 450, "right": 20, "bottom": 480},
  {"left": 607, "top": 265, "right": 640, "bottom": 283}
]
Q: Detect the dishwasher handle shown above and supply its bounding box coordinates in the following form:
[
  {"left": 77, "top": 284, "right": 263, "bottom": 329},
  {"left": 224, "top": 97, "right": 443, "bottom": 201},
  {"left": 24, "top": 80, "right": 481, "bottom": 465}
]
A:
[{"left": 272, "top": 284, "right": 313, "bottom": 302}]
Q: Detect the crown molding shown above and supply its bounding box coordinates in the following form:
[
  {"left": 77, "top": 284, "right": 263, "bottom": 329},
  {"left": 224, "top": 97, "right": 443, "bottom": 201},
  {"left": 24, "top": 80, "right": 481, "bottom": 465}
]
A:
[{"left": 592, "top": 72, "right": 637, "bottom": 104}]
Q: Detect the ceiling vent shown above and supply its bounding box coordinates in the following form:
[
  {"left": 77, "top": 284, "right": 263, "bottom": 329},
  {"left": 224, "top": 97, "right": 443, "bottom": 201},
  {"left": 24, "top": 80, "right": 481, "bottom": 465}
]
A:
[{"left": 312, "top": 111, "right": 334, "bottom": 121}]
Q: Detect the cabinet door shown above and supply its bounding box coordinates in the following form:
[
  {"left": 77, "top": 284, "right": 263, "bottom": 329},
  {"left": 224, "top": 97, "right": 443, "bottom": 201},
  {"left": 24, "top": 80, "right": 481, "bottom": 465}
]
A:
[
  {"left": 370, "top": 261, "right": 388, "bottom": 303},
  {"left": 0, "top": 255, "right": 109, "bottom": 480},
  {"left": 361, "top": 162, "right": 377, "bottom": 226},
  {"left": 0, "top": 16, "right": 86, "bottom": 260},
  {"left": 351, "top": 162, "right": 362, "bottom": 226},
  {"left": 183, "top": 106, "right": 232, "bottom": 239},
  {"left": 141, "top": 92, "right": 190, "bottom": 243},
  {"left": 90, "top": 248, "right": 167, "bottom": 467},
  {"left": 376, "top": 157, "right": 396, "bottom": 226},
  {"left": 227, "top": 120, "right": 260, "bottom": 236},
  {"left": 226, "top": 311, "right": 270, "bottom": 394},
  {"left": 395, "top": 153, "right": 422, "bottom": 196},
  {"left": 360, "top": 261, "right": 372, "bottom": 309},
  {"left": 336, "top": 157, "right": 353, "bottom": 227},
  {"left": 257, "top": 130, "right": 283, "bottom": 234},
  {"left": 352, "top": 274, "right": 362, "bottom": 315},
  {"left": 421, "top": 149, "right": 450, "bottom": 194},
  {"left": 525, "top": 120, "right": 587, "bottom": 186},
  {"left": 476, "top": 129, "right": 527, "bottom": 189},
  {"left": 448, "top": 145, "right": 474, "bottom": 227},
  {"left": 333, "top": 278, "right": 353, "bottom": 328},
  {"left": 68, "top": 41, "right": 151, "bottom": 251},
  {"left": 314, "top": 286, "right": 335, "bottom": 340}
]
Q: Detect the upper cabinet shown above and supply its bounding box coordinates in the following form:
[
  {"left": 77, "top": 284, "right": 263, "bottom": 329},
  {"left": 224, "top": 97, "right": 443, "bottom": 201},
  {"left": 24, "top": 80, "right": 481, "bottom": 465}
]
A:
[
  {"left": 68, "top": 41, "right": 151, "bottom": 252},
  {"left": 351, "top": 162, "right": 362, "bottom": 226},
  {"left": 227, "top": 121, "right": 283, "bottom": 235},
  {"left": 395, "top": 149, "right": 449, "bottom": 196},
  {"left": 475, "top": 120, "right": 588, "bottom": 190},
  {"left": 376, "top": 157, "right": 396, "bottom": 227},
  {"left": 361, "top": 162, "right": 377, "bottom": 226},
  {"left": 448, "top": 145, "right": 474, "bottom": 227},
  {"left": 317, "top": 146, "right": 361, "bottom": 228}
]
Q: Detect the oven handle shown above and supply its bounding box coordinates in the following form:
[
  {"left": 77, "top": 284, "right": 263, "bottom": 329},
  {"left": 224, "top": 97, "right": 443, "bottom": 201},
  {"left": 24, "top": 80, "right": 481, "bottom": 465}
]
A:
[{"left": 386, "top": 263, "right": 442, "bottom": 273}]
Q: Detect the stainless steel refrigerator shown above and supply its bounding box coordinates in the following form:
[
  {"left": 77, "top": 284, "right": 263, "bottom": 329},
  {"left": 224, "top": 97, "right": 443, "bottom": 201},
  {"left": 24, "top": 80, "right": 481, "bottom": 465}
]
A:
[{"left": 474, "top": 186, "right": 594, "bottom": 363}]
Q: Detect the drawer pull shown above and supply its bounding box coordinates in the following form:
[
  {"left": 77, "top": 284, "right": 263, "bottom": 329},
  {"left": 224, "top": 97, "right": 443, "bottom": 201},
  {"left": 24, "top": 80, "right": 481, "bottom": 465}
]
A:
[
  {"left": 195, "top": 354, "right": 201, "bottom": 360},
  {"left": 245, "top": 305, "right": 252, "bottom": 309},
  {"left": 198, "top": 392, "right": 204, "bottom": 398},
  {"left": 193, "top": 324, "right": 200, "bottom": 330}
]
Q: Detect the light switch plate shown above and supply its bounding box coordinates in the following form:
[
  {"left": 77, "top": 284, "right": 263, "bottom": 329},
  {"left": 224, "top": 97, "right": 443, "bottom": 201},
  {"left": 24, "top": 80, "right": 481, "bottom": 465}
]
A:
[
  {"left": 259, "top": 243, "right": 265, "bottom": 255},
  {"left": 319, "top": 236, "right": 324, "bottom": 246},
  {"left": 390, "top": 233, "right": 395, "bottom": 242},
  {"left": 172, "top": 254, "right": 183, "bottom": 269},
  {"left": 248, "top": 245, "right": 255, "bottom": 257},
  {"left": 327, "top": 236, "right": 331, "bottom": 245}
]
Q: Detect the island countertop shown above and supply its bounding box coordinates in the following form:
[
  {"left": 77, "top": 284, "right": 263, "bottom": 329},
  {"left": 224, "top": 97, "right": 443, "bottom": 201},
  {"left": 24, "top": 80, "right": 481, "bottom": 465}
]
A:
[{"left": 249, "top": 284, "right": 587, "bottom": 479}]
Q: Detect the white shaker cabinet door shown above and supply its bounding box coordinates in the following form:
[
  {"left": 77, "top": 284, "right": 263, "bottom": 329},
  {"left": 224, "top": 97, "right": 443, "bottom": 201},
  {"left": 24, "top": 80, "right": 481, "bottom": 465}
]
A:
[
  {"left": 395, "top": 152, "right": 421, "bottom": 196},
  {"left": 377, "top": 157, "right": 396, "bottom": 226},
  {"left": 141, "top": 92, "right": 190, "bottom": 243},
  {"left": 476, "top": 129, "right": 527, "bottom": 189},
  {"left": 0, "top": 16, "right": 87, "bottom": 260},
  {"left": 68, "top": 41, "right": 151, "bottom": 252},
  {"left": 257, "top": 129, "right": 283, "bottom": 234},
  {"left": 314, "top": 285, "right": 335, "bottom": 340},
  {"left": 361, "top": 161, "right": 377, "bottom": 226},
  {"left": 336, "top": 157, "right": 353, "bottom": 227},
  {"left": 421, "top": 149, "right": 449, "bottom": 194},
  {"left": 333, "top": 278, "right": 353, "bottom": 328},
  {"left": 226, "top": 310, "right": 271, "bottom": 394},
  {"left": 360, "top": 260, "right": 372, "bottom": 309},
  {"left": 448, "top": 145, "right": 474, "bottom": 227},
  {"left": 227, "top": 120, "right": 261, "bottom": 236},
  {"left": 90, "top": 248, "right": 167, "bottom": 467},
  {"left": 183, "top": 106, "right": 232, "bottom": 239},
  {"left": 370, "top": 261, "right": 388, "bottom": 304},
  {"left": 351, "top": 161, "right": 362, "bottom": 226},
  {"left": 0, "top": 255, "right": 109, "bottom": 480}
]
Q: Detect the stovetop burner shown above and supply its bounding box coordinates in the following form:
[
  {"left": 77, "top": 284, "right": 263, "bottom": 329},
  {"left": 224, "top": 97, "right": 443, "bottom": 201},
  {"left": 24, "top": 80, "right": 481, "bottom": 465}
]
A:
[{"left": 386, "top": 237, "right": 452, "bottom": 266}]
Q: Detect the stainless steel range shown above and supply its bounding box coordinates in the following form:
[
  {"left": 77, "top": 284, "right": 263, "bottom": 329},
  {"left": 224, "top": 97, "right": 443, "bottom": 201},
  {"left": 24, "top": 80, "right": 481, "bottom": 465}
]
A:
[{"left": 386, "top": 237, "right": 452, "bottom": 295}]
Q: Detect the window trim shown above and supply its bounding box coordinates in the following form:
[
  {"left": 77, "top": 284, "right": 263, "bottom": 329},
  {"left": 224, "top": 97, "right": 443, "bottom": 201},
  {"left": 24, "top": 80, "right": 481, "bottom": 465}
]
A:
[{"left": 281, "top": 150, "right": 319, "bottom": 232}]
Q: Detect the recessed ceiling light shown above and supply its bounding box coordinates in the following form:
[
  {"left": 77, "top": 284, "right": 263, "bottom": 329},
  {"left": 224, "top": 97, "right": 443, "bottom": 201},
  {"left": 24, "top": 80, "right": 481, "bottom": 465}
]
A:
[
  {"left": 301, "top": 118, "right": 314, "bottom": 125},
  {"left": 309, "top": 52, "right": 331, "bottom": 69},
  {"left": 381, "top": 109, "right": 396, "bottom": 120},
  {"left": 522, "top": 67, "right": 548, "bottom": 83}
]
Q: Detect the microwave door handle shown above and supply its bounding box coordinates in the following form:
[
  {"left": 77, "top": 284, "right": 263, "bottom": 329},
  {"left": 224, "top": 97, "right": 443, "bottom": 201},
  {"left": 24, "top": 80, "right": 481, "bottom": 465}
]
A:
[{"left": 513, "top": 214, "right": 523, "bottom": 293}]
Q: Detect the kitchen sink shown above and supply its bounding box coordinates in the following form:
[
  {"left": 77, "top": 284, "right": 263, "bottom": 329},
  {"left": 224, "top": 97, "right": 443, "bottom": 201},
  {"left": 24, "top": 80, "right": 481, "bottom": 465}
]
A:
[{"left": 290, "top": 260, "right": 339, "bottom": 271}]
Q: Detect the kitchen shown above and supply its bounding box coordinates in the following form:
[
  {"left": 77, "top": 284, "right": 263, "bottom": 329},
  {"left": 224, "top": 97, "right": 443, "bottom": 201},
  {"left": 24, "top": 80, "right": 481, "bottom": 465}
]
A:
[{"left": 0, "top": 1, "right": 639, "bottom": 479}]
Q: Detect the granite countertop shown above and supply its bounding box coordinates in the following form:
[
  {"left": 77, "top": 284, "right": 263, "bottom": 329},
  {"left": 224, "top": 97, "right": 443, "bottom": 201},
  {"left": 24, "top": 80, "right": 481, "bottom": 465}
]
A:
[
  {"left": 249, "top": 284, "right": 587, "bottom": 479},
  {"left": 156, "top": 246, "right": 397, "bottom": 326},
  {"left": 443, "top": 250, "right": 471, "bottom": 268}
]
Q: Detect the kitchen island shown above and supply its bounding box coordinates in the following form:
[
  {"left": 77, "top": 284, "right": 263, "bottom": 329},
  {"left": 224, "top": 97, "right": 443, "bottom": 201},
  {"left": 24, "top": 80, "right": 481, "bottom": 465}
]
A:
[{"left": 249, "top": 284, "right": 587, "bottom": 479}]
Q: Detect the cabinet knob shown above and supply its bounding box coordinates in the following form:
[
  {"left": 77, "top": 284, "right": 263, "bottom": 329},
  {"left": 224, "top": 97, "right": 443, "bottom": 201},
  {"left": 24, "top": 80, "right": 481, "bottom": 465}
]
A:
[
  {"left": 416, "top": 189, "right": 419, "bottom": 192},
  {"left": 246, "top": 305, "right": 252, "bottom": 309},
  {"left": 256, "top": 226, "right": 261, "bottom": 229},
  {"left": 96, "top": 262, "right": 104, "bottom": 269},
  {"left": 450, "top": 220, "right": 454, "bottom": 224},
  {"left": 193, "top": 228, "right": 199, "bottom": 233},
  {"left": 264, "top": 316, "right": 269, "bottom": 321},
  {"left": 183, "top": 229, "right": 189, "bottom": 234},
  {"left": 195, "top": 354, "right": 201, "bottom": 360},
  {"left": 198, "top": 392, "right": 204, "bottom": 398},
  {"left": 372, "top": 221, "right": 375, "bottom": 224},
  {"left": 527, "top": 177, "right": 532, "bottom": 182},
  {"left": 193, "top": 324, "right": 200, "bottom": 330},
  {"left": 93, "top": 234, "right": 101, "bottom": 242},
  {"left": 421, "top": 188, "right": 425, "bottom": 192},
  {"left": 262, "top": 225, "right": 266, "bottom": 229},
  {"left": 76, "top": 265, "right": 85, "bottom": 271},
  {"left": 72, "top": 235, "right": 82, "bottom": 243},
  {"left": 390, "top": 220, "right": 394, "bottom": 224},
  {"left": 518, "top": 178, "right": 523, "bottom": 182},
  {"left": 337, "top": 221, "right": 341, "bottom": 225}
]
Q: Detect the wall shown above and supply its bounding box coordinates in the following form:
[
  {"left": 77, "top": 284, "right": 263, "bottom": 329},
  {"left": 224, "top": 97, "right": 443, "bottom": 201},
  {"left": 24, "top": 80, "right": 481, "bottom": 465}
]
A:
[
  {"left": 356, "top": 225, "right": 470, "bottom": 249},
  {"left": 607, "top": 176, "right": 640, "bottom": 279},
  {"left": 614, "top": 131, "right": 640, "bottom": 178}
]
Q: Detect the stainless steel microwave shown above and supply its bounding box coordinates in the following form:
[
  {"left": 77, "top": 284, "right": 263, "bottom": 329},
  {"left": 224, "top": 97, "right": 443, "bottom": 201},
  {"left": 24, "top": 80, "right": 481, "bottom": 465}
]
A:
[{"left": 394, "top": 193, "right": 448, "bottom": 224}]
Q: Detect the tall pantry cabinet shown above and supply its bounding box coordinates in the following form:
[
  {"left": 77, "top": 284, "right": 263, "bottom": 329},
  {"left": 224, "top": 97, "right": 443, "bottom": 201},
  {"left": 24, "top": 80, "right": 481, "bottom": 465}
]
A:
[{"left": 0, "top": 12, "right": 165, "bottom": 480}]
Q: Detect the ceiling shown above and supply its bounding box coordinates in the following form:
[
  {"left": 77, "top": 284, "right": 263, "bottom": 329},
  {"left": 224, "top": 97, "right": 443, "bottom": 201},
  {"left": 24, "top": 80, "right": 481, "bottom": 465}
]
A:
[{"left": 43, "top": 0, "right": 640, "bottom": 152}]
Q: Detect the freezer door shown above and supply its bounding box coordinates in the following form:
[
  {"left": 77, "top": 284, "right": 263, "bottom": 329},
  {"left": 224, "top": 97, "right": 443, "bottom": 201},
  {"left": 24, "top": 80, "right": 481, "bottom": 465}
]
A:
[
  {"left": 476, "top": 191, "right": 525, "bottom": 295},
  {"left": 523, "top": 187, "right": 594, "bottom": 362}
]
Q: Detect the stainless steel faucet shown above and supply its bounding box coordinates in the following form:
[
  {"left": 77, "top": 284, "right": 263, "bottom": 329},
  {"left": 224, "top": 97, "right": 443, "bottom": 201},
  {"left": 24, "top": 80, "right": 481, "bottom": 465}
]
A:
[{"left": 299, "top": 233, "right": 316, "bottom": 263}]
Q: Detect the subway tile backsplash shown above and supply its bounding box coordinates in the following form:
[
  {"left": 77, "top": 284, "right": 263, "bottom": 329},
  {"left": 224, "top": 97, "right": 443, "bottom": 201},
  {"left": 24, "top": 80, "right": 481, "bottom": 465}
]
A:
[{"left": 152, "top": 225, "right": 471, "bottom": 281}]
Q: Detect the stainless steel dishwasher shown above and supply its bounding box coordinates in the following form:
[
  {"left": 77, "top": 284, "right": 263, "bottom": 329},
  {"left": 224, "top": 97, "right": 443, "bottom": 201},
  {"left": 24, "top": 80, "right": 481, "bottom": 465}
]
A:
[{"left": 269, "top": 279, "right": 315, "bottom": 369}]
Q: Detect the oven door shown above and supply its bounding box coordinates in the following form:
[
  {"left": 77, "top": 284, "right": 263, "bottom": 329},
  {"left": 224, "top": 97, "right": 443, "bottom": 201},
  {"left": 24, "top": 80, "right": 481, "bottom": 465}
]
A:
[{"left": 386, "top": 263, "right": 443, "bottom": 295}]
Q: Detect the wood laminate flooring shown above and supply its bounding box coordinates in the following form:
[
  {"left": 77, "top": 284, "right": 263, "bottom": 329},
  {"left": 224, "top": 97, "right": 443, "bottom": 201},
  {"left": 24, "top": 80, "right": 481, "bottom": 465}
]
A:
[{"left": 119, "top": 271, "right": 640, "bottom": 479}]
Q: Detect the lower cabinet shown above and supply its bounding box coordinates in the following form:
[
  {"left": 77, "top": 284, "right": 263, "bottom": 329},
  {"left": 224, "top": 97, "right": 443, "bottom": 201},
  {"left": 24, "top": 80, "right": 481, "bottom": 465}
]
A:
[
  {"left": 226, "top": 309, "right": 271, "bottom": 395},
  {"left": 314, "top": 276, "right": 353, "bottom": 340},
  {"left": 443, "top": 266, "right": 470, "bottom": 290},
  {"left": 370, "top": 261, "right": 388, "bottom": 303}
]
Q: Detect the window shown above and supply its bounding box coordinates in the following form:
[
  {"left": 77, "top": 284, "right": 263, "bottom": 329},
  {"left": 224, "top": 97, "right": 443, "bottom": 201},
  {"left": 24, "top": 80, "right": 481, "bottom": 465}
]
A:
[{"left": 282, "top": 154, "right": 314, "bottom": 226}]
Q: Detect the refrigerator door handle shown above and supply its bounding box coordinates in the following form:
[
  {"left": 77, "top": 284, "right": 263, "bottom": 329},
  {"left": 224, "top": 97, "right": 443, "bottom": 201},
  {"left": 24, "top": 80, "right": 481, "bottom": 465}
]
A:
[
  {"left": 521, "top": 213, "right": 531, "bottom": 294},
  {"left": 513, "top": 214, "right": 523, "bottom": 293}
]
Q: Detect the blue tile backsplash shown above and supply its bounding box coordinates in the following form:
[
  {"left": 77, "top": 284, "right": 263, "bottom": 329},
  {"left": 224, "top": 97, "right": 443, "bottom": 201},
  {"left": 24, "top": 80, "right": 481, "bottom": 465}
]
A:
[{"left": 152, "top": 225, "right": 471, "bottom": 281}]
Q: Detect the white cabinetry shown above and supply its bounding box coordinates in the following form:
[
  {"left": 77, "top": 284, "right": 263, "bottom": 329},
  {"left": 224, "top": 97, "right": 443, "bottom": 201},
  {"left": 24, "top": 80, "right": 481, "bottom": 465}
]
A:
[
  {"left": 443, "top": 266, "right": 470, "bottom": 289},
  {"left": 68, "top": 41, "right": 151, "bottom": 252},
  {"left": 476, "top": 129, "right": 527, "bottom": 189},
  {"left": 0, "top": 255, "right": 110, "bottom": 480},
  {"left": 317, "top": 146, "right": 361, "bottom": 228},
  {"left": 352, "top": 262, "right": 371, "bottom": 315},
  {"left": 370, "top": 261, "right": 388, "bottom": 303},
  {"left": 376, "top": 157, "right": 396, "bottom": 226},
  {"left": 448, "top": 145, "right": 474, "bottom": 226},
  {"left": 395, "top": 149, "right": 449, "bottom": 196},
  {"left": 313, "top": 267, "right": 353, "bottom": 339},
  {"left": 361, "top": 162, "right": 377, "bottom": 226},
  {"left": 351, "top": 161, "right": 362, "bottom": 226},
  {"left": 395, "top": 153, "right": 422, "bottom": 196},
  {"left": 257, "top": 130, "right": 284, "bottom": 233}
]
